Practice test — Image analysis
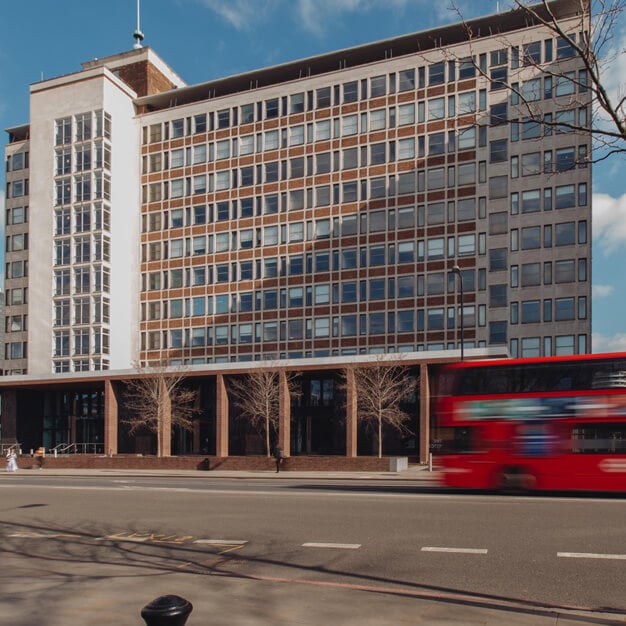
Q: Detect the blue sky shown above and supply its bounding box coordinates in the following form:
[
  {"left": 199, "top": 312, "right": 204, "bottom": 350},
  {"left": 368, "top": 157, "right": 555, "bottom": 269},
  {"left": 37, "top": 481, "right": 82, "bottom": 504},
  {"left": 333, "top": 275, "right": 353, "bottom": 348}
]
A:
[{"left": 1, "top": 0, "right": 624, "bottom": 352}]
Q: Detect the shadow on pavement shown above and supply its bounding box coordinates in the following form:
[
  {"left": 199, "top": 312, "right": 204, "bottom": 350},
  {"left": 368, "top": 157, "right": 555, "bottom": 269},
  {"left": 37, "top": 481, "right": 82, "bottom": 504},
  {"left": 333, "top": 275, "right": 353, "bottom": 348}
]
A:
[{"left": 0, "top": 517, "right": 624, "bottom": 626}]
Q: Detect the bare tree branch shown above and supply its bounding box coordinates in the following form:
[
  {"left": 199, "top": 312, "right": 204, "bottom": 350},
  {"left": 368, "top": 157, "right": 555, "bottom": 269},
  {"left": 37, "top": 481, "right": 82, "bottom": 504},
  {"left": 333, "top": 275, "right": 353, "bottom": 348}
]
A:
[
  {"left": 341, "top": 357, "right": 418, "bottom": 458},
  {"left": 228, "top": 367, "right": 301, "bottom": 457},
  {"left": 122, "top": 360, "right": 199, "bottom": 457},
  {"left": 436, "top": 0, "right": 625, "bottom": 162}
]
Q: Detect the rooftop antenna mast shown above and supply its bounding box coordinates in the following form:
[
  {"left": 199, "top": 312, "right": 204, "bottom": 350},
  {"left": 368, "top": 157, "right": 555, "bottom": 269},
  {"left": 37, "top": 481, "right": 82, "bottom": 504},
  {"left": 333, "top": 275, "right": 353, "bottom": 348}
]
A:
[{"left": 133, "top": 0, "right": 144, "bottom": 49}]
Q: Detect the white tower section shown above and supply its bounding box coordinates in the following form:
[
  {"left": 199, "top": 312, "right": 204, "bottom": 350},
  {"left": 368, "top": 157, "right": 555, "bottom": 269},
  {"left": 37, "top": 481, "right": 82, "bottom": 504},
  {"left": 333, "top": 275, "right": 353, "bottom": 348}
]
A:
[{"left": 29, "top": 66, "right": 141, "bottom": 374}]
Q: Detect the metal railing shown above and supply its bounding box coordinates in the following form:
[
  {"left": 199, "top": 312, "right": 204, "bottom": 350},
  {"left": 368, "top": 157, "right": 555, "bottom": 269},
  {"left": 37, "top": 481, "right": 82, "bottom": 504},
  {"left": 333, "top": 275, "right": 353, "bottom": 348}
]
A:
[
  {"left": 50, "top": 443, "right": 104, "bottom": 455},
  {"left": 0, "top": 443, "right": 21, "bottom": 456}
]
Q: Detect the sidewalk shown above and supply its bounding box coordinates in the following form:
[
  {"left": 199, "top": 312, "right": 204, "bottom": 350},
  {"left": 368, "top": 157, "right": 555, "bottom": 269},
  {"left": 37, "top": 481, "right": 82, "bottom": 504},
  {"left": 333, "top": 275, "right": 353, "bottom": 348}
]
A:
[{"left": 7, "top": 464, "right": 440, "bottom": 482}]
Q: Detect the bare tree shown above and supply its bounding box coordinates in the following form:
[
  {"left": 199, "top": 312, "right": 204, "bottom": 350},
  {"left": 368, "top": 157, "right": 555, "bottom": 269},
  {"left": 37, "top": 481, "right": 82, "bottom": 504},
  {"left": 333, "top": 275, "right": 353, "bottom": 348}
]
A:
[
  {"left": 342, "top": 359, "right": 418, "bottom": 458},
  {"left": 229, "top": 370, "right": 279, "bottom": 458},
  {"left": 228, "top": 369, "right": 300, "bottom": 457},
  {"left": 443, "top": 0, "right": 625, "bottom": 162},
  {"left": 122, "top": 361, "right": 199, "bottom": 457}
]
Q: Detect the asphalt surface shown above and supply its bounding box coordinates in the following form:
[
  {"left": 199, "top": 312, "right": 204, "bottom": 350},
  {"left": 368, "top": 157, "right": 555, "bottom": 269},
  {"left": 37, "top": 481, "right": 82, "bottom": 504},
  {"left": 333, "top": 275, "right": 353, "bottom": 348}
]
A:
[{"left": 2, "top": 466, "right": 625, "bottom": 626}]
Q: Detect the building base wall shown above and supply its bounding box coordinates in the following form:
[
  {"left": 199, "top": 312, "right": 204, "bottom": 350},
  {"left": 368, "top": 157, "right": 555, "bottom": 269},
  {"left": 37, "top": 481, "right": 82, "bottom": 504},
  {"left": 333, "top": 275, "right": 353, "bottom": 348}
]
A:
[{"left": 14, "top": 453, "right": 417, "bottom": 472}]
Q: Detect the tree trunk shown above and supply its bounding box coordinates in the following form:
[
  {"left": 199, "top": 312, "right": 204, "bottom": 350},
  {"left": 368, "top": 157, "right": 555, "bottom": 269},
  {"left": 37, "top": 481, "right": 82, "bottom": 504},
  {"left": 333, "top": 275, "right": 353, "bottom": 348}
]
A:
[
  {"left": 378, "top": 416, "right": 382, "bottom": 458},
  {"left": 265, "top": 414, "right": 271, "bottom": 458}
]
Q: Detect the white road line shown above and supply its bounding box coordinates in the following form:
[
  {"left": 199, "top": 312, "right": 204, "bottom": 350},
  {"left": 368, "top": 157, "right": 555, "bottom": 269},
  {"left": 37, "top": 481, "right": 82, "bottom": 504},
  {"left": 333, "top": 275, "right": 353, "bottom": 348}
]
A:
[
  {"left": 421, "top": 546, "right": 488, "bottom": 554},
  {"left": 7, "top": 532, "right": 80, "bottom": 539},
  {"left": 302, "top": 542, "right": 361, "bottom": 549},
  {"left": 193, "top": 539, "right": 248, "bottom": 546},
  {"left": 557, "top": 552, "right": 626, "bottom": 560}
]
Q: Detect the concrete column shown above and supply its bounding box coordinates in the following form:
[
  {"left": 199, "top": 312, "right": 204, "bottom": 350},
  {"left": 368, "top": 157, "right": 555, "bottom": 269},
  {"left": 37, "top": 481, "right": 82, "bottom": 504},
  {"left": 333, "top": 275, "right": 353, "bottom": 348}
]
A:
[
  {"left": 278, "top": 371, "right": 291, "bottom": 457},
  {"left": 345, "top": 368, "right": 358, "bottom": 457},
  {"left": 419, "top": 364, "right": 431, "bottom": 464},
  {"left": 215, "top": 374, "right": 229, "bottom": 457},
  {"left": 159, "top": 378, "right": 172, "bottom": 457},
  {"left": 103, "top": 380, "right": 118, "bottom": 455}
]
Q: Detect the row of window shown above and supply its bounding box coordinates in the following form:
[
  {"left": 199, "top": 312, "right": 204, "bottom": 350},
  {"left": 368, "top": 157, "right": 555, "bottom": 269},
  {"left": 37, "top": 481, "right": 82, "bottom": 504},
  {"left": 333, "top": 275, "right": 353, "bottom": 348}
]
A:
[
  {"left": 53, "top": 234, "right": 111, "bottom": 266},
  {"left": 55, "top": 174, "right": 111, "bottom": 205},
  {"left": 53, "top": 328, "right": 110, "bottom": 357},
  {"left": 52, "top": 296, "right": 110, "bottom": 327},
  {"left": 510, "top": 334, "right": 587, "bottom": 359},
  {"left": 5, "top": 206, "right": 28, "bottom": 225},
  {"left": 145, "top": 231, "right": 479, "bottom": 268},
  {"left": 143, "top": 271, "right": 479, "bottom": 320},
  {"left": 53, "top": 358, "right": 109, "bottom": 373},
  {"left": 5, "top": 151, "right": 29, "bottom": 172},
  {"left": 54, "top": 143, "right": 111, "bottom": 176},
  {"left": 5, "top": 314, "right": 27, "bottom": 334},
  {"left": 143, "top": 34, "right": 581, "bottom": 143},
  {"left": 508, "top": 297, "right": 587, "bottom": 324},
  {"left": 5, "top": 179, "right": 28, "bottom": 198},
  {"left": 491, "top": 179, "right": 587, "bottom": 209},
  {"left": 53, "top": 204, "right": 111, "bottom": 236},
  {"left": 54, "top": 111, "right": 111, "bottom": 146},
  {"left": 53, "top": 267, "right": 110, "bottom": 296},
  {"left": 143, "top": 306, "right": 478, "bottom": 351}
]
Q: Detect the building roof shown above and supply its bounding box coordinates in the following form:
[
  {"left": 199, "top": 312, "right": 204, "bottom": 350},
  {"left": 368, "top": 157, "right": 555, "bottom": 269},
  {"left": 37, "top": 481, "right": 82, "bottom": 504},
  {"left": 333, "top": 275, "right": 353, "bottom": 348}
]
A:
[{"left": 135, "top": 0, "right": 586, "bottom": 113}]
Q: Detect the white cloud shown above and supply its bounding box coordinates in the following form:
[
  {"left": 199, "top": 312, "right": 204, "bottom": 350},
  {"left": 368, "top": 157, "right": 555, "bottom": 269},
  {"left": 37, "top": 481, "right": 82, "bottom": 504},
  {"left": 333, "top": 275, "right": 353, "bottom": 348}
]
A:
[
  {"left": 194, "top": 0, "right": 418, "bottom": 36},
  {"left": 592, "top": 192, "right": 626, "bottom": 255},
  {"left": 593, "top": 284, "right": 615, "bottom": 298},
  {"left": 593, "top": 332, "right": 626, "bottom": 353},
  {"left": 296, "top": 0, "right": 411, "bottom": 37},
  {"left": 193, "top": 0, "right": 274, "bottom": 30},
  {"left": 599, "top": 25, "right": 626, "bottom": 121}
]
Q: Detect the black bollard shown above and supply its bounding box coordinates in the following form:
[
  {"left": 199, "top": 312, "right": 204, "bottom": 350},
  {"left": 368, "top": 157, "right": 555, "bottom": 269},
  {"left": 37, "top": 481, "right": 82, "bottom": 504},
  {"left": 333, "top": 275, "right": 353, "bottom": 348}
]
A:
[{"left": 141, "top": 595, "right": 193, "bottom": 626}]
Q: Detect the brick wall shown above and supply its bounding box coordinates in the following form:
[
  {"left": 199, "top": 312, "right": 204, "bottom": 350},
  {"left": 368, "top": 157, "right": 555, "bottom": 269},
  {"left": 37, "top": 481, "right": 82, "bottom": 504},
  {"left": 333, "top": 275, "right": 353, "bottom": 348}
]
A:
[{"left": 15, "top": 454, "right": 410, "bottom": 472}]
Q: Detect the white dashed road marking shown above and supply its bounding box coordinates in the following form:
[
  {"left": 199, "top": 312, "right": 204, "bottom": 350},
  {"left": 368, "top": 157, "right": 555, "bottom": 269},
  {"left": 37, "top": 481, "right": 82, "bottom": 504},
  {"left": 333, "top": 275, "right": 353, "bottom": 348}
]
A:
[
  {"left": 193, "top": 539, "right": 248, "bottom": 546},
  {"left": 421, "top": 546, "right": 488, "bottom": 554},
  {"left": 557, "top": 552, "right": 626, "bottom": 561},
  {"left": 302, "top": 542, "right": 361, "bottom": 549}
]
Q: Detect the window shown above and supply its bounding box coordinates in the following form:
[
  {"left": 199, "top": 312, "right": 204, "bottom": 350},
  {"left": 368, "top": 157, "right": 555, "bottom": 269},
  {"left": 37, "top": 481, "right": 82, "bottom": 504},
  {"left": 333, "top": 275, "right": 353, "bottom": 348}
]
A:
[
  {"left": 458, "top": 127, "right": 475, "bottom": 150},
  {"left": 521, "top": 263, "right": 541, "bottom": 286},
  {"left": 343, "top": 81, "right": 358, "bottom": 103},
  {"left": 490, "top": 66, "right": 507, "bottom": 90},
  {"left": 398, "top": 103, "right": 415, "bottom": 126},
  {"left": 171, "top": 119, "right": 184, "bottom": 138},
  {"left": 555, "top": 297, "right": 575, "bottom": 321},
  {"left": 521, "top": 226, "right": 541, "bottom": 249},
  {"left": 555, "top": 221, "right": 575, "bottom": 246},
  {"left": 489, "top": 175, "right": 508, "bottom": 199},
  {"left": 555, "top": 259, "right": 576, "bottom": 283},
  {"left": 489, "top": 321, "right": 507, "bottom": 345},
  {"left": 521, "top": 78, "right": 542, "bottom": 101},
  {"left": 429, "top": 62, "right": 445, "bottom": 85},
  {"left": 489, "top": 139, "right": 508, "bottom": 163},
  {"left": 489, "top": 102, "right": 507, "bottom": 126},
  {"left": 458, "top": 57, "right": 475, "bottom": 79},
  {"left": 399, "top": 69, "right": 415, "bottom": 91},
  {"left": 557, "top": 35, "right": 577, "bottom": 59},
  {"left": 555, "top": 184, "right": 575, "bottom": 209},
  {"left": 489, "top": 248, "right": 507, "bottom": 271},
  {"left": 490, "top": 284, "right": 507, "bottom": 307},
  {"left": 428, "top": 132, "right": 445, "bottom": 155},
  {"left": 521, "top": 152, "right": 541, "bottom": 176},
  {"left": 521, "top": 189, "right": 541, "bottom": 213},
  {"left": 370, "top": 109, "right": 386, "bottom": 131},
  {"left": 428, "top": 97, "right": 445, "bottom": 120},
  {"left": 521, "top": 300, "right": 541, "bottom": 323},
  {"left": 370, "top": 75, "right": 386, "bottom": 97},
  {"left": 555, "top": 71, "right": 576, "bottom": 96},
  {"left": 555, "top": 147, "right": 576, "bottom": 171},
  {"left": 521, "top": 118, "right": 542, "bottom": 139}
]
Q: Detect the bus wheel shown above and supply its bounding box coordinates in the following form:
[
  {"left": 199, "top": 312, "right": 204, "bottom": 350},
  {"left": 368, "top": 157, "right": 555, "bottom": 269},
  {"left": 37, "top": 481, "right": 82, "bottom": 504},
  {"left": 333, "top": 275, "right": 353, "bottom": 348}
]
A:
[{"left": 495, "top": 466, "right": 535, "bottom": 493}]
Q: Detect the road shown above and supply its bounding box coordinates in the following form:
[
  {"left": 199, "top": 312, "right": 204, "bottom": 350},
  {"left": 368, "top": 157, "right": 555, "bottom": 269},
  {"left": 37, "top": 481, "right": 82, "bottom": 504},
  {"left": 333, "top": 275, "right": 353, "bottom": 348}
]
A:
[{"left": 1, "top": 474, "right": 625, "bottom": 625}]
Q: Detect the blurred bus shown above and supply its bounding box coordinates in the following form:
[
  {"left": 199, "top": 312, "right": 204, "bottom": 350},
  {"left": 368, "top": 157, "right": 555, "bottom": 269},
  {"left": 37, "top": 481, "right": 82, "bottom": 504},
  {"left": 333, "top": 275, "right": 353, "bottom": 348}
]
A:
[{"left": 434, "top": 353, "right": 626, "bottom": 492}]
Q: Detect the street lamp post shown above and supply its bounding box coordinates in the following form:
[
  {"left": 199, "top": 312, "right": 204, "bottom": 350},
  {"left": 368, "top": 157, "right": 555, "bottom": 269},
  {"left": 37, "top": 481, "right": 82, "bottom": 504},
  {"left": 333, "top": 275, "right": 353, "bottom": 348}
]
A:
[{"left": 452, "top": 265, "right": 464, "bottom": 362}]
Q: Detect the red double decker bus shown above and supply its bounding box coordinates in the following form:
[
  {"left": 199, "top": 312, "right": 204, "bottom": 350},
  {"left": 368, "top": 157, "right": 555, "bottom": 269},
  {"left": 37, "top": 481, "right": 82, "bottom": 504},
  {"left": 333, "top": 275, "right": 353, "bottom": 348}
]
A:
[{"left": 434, "top": 352, "right": 626, "bottom": 492}]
